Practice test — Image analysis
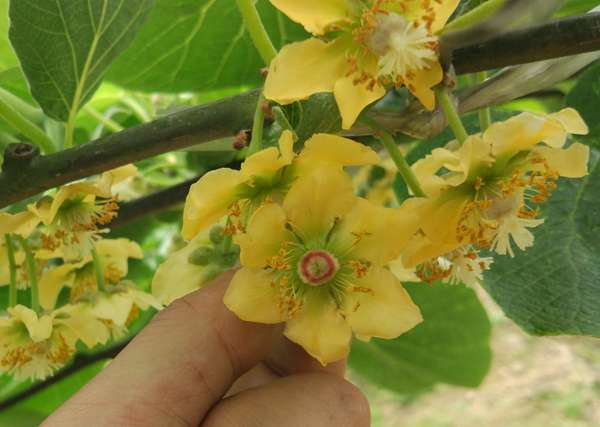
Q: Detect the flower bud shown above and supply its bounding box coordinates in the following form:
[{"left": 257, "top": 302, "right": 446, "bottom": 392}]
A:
[{"left": 188, "top": 246, "right": 215, "bottom": 266}]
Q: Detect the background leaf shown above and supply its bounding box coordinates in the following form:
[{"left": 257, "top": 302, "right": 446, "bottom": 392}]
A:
[
  {"left": 556, "top": 0, "right": 600, "bottom": 16},
  {"left": 566, "top": 63, "right": 600, "bottom": 148},
  {"left": 9, "top": 0, "right": 155, "bottom": 122},
  {"left": 106, "top": 0, "right": 307, "bottom": 93},
  {"left": 484, "top": 150, "right": 600, "bottom": 336},
  {"left": 0, "top": 0, "right": 17, "bottom": 72},
  {"left": 349, "top": 282, "right": 492, "bottom": 395}
]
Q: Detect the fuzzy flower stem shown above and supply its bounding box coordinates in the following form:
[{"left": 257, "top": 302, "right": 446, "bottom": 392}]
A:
[
  {"left": 361, "top": 116, "right": 426, "bottom": 198},
  {"left": 17, "top": 236, "right": 40, "bottom": 313},
  {"left": 236, "top": 0, "right": 278, "bottom": 155},
  {"left": 436, "top": 87, "right": 469, "bottom": 145},
  {"left": 4, "top": 234, "right": 18, "bottom": 307},
  {"left": 236, "top": 0, "right": 277, "bottom": 65},
  {"left": 247, "top": 93, "right": 266, "bottom": 156},
  {"left": 91, "top": 246, "right": 106, "bottom": 293},
  {"left": 476, "top": 72, "right": 492, "bottom": 131}
]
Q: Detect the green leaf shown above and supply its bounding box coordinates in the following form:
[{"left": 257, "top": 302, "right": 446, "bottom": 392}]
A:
[
  {"left": 484, "top": 150, "right": 600, "bottom": 336},
  {"left": 349, "top": 282, "right": 492, "bottom": 395},
  {"left": 9, "top": 0, "right": 155, "bottom": 122},
  {"left": 106, "top": 0, "right": 307, "bottom": 93},
  {"left": 285, "top": 93, "right": 342, "bottom": 145},
  {"left": 566, "top": 63, "right": 600, "bottom": 148},
  {"left": 556, "top": 0, "right": 600, "bottom": 16},
  {"left": 0, "top": 0, "right": 18, "bottom": 71}
]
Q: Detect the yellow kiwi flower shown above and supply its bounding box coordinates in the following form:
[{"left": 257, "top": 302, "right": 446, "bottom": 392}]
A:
[
  {"left": 265, "top": 0, "right": 460, "bottom": 128},
  {"left": 182, "top": 131, "right": 379, "bottom": 241},
  {"left": 224, "top": 166, "right": 422, "bottom": 364},
  {"left": 27, "top": 165, "right": 137, "bottom": 261},
  {"left": 0, "top": 304, "right": 109, "bottom": 381},
  {"left": 411, "top": 109, "right": 590, "bottom": 258}
]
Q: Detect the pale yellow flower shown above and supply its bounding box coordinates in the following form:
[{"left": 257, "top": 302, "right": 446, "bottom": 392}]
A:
[
  {"left": 411, "top": 109, "right": 590, "bottom": 257},
  {"left": 26, "top": 165, "right": 136, "bottom": 261},
  {"left": 224, "top": 166, "right": 422, "bottom": 364},
  {"left": 182, "top": 131, "right": 379, "bottom": 240},
  {"left": 265, "top": 0, "right": 460, "bottom": 128},
  {"left": 37, "top": 238, "right": 144, "bottom": 310},
  {"left": 0, "top": 304, "right": 108, "bottom": 381}
]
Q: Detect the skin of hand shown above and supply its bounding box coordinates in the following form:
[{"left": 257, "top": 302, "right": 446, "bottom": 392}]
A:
[{"left": 41, "top": 271, "right": 371, "bottom": 427}]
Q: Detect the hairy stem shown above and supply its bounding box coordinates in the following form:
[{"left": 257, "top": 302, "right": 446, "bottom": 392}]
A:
[
  {"left": 436, "top": 87, "right": 469, "bottom": 144},
  {"left": 247, "top": 93, "right": 266, "bottom": 155},
  {"left": 236, "top": 0, "right": 277, "bottom": 64},
  {"left": 91, "top": 246, "right": 105, "bottom": 292},
  {"left": 475, "top": 72, "right": 492, "bottom": 131},
  {"left": 4, "top": 234, "right": 18, "bottom": 307},
  {"left": 361, "top": 117, "right": 425, "bottom": 198},
  {"left": 18, "top": 236, "right": 40, "bottom": 313}
]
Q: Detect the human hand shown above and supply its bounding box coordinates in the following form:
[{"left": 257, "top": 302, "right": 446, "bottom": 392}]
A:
[{"left": 42, "top": 271, "right": 370, "bottom": 426}]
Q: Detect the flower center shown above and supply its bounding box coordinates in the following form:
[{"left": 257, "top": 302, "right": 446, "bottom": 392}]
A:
[
  {"left": 297, "top": 250, "right": 339, "bottom": 286},
  {"left": 367, "top": 13, "right": 438, "bottom": 79}
]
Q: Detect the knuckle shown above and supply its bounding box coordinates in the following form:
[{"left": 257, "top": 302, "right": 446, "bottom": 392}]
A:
[{"left": 333, "top": 379, "right": 371, "bottom": 427}]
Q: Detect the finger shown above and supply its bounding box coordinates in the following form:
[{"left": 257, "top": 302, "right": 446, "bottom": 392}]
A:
[
  {"left": 227, "top": 336, "right": 346, "bottom": 397},
  {"left": 266, "top": 335, "right": 347, "bottom": 377},
  {"left": 43, "top": 271, "right": 280, "bottom": 427},
  {"left": 203, "top": 373, "right": 371, "bottom": 427}
]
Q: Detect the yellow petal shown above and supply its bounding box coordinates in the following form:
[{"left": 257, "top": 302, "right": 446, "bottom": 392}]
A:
[
  {"left": 128, "top": 288, "right": 163, "bottom": 311},
  {"left": 8, "top": 305, "right": 53, "bottom": 342},
  {"left": 401, "top": 233, "right": 462, "bottom": 268},
  {"left": 343, "top": 266, "right": 422, "bottom": 339},
  {"left": 39, "top": 262, "right": 85, "bottom": 310},
  {"left": 0, "top": 211, "right": 40, "bottom": 238},
  {"left": 182, "top": 168, "right": 245, "bottom": 240},
  {"left": 333, "top": 73, "right": 386, "bottom": 129},
  {"left": 152, "top": 232, "right": 216, "bottom": 305},
  {"left": 419, "top": 194, "right": 470, "bottom": 246},
  {"left": 264, "top": 38, "right": 348, "bottom": 105},
  {"left": 332, "top": 198, "right": 421, "bottom": 264},
  {"left": 284, "top": 294, "right": 352, "bottom": 365},
  {"left": 407, "top": 61, "right": 443, "bottom": 111},
  {"left": 549, "top": 108, "right": 589, "bottom": 136},
  {"left": 96, "top": 164, "right": 139, "bottom": 197},
  {"left": 269, "top": 0, "right": 354, "bottom": 35},
  {"left": 96, "top": 238, "right": 143, "bottom": 278},
  {"left": 224, "top": 268, "right": 286, "bottom": 324},
  {"left": 235, "top": 203, "right": 291, "bottom": 268},
  {"left": 486, "top": 112, "right": 583, "bottom": 157},
  {"left": 299, "top": 133, "right": 380, "bottom": 168},
  {"left": 28, "top": 183, "right": 102, "bottom": 225},
  {"left": 534, "top": 143, "right": 590, "bottom": 178},
  {"left": 242, "top": 148, "right": 287, "bottom": 178},
  {"left": 90, "top": 293, "right": 134, "bottom": 326},
  {"left": 278, "top": 130, "right": 296, "bottom": 163},
  {"left": 431, "top": 0, "right": 461, "bottom": 33},
  {"left": 400, "top": 0, "right": 461, "bottom": 32},
  {"left": 283, "top": 166, "right": 355, "bottom": 240},
  {"left": 55, "top": 304, "right": 109, "bottom": 347}
]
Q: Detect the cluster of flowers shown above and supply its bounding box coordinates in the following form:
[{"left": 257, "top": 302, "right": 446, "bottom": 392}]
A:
[
  {"left": 155, "top": 0, "right": 591, "bottom": 365},
  {"left": 0, "top": 166, "right": 160, "bottom": 381}
]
